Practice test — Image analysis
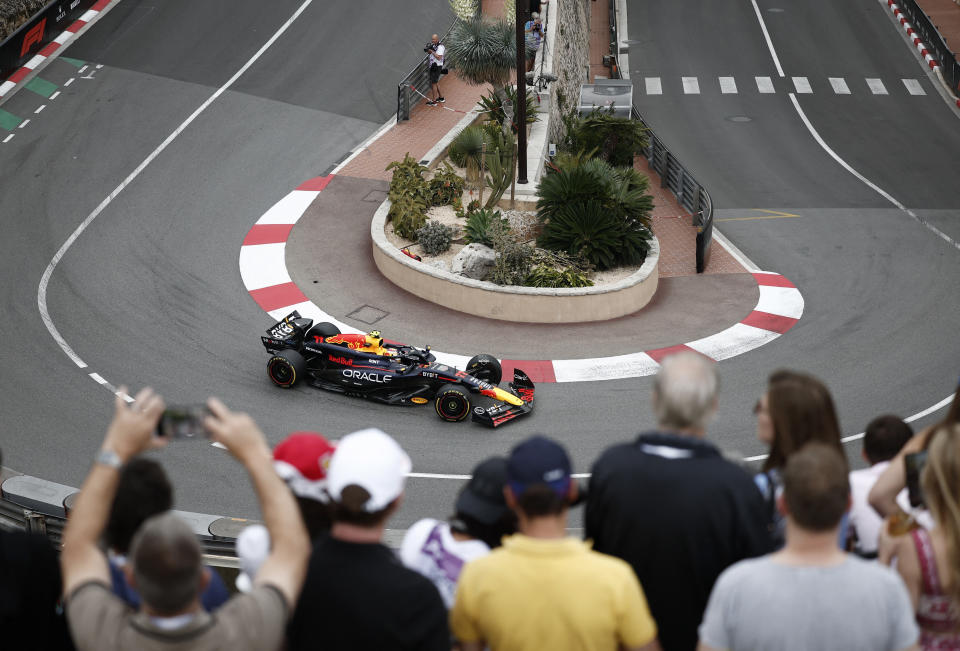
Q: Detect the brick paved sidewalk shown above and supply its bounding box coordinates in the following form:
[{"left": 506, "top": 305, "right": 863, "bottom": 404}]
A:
[{"left": 918, "top": 0, "right": 960, "bottom": 65}]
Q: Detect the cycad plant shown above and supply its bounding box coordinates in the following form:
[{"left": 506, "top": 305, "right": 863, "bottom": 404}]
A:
[{"left": 446, "top": 17, "right": 516, "bottom": 97}]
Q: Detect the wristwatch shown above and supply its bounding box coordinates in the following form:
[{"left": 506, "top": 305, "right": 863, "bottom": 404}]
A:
[{"left": 95, "top": 448, "right": 123, "bottom": 470}]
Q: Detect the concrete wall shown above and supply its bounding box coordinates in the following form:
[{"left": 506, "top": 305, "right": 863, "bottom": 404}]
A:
[
  {"left": 542, "top": 0, "right": 591, "bottom": 145},
  {"left": 372, "top": 200, "right": 659, "bottom": 323}
]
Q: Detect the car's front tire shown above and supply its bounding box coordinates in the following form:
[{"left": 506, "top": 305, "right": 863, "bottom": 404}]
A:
[
  {"left": 435, "top": 388, "right": 471, "bottom": 422},
  {"left": 267, "top": 349, "right": 307, "bottom": 388},
  {"left": 466, "top": 354, "right": 502, "bottom": 385}
]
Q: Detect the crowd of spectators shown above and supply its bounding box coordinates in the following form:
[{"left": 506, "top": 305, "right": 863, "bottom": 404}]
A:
[{"left": 1, "top": 355, "right": 959, "bottom": 650}]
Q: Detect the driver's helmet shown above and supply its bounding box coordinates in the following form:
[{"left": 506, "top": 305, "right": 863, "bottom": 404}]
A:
[{"left": 365, "top": 330, "right": 384, "bottom": 349}]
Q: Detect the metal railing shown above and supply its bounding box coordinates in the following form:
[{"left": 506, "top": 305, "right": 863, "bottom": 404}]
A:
[
  {"left": 396, "top": 20, "right": 459, "bottom": 121},
  {"left": 606, "top": 0, "right": 622, "bottom": 79},
  {"left": 895, "top": 0, "right": 960, "bottom": 93},
  {"left": 632, "top": 105, "right": 715, "bottom": 273}
]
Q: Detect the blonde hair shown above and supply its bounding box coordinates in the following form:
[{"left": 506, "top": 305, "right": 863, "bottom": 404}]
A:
[{"left": 922, "top": 424, "right": 960, "bottom": 608}]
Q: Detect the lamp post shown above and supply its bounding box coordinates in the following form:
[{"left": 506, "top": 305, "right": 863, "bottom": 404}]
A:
[
  {"left": 502, "top": 99, "right": 518, "bottom": 207},
  {"left": 515, "top": 2, "right": 528, "bottom": 184}
]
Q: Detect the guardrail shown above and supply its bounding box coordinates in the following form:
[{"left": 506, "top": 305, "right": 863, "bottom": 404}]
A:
[
  {"left": 396, "top": 20, "right": 459, "bottom": 121},
  {"left": 631, "top": 105, "right": 714, "bottom": 273},
  {"left": 895, "top": 0, "right": 960, "bottom": 93},
  {"left": 0, "top": 465, "right": 249, "bottom": 559},
  {"left": 606, "top": 0, "right": 621, "bottom": 79},
  {"left": 0, "top": 0, "right": 97, "bottom": 82}
]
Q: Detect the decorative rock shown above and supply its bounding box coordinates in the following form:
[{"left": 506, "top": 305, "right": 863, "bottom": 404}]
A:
[
  {"left": 427, "top": 259, "right": 450, "bottom": 273},
  {"left": 452, "top": 243, "right": 496, "bottom": 279}
]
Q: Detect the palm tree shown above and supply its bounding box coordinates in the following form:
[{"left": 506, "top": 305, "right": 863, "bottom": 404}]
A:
[{"left": 446, "top": 17, "right": 516, "bottom": 97}]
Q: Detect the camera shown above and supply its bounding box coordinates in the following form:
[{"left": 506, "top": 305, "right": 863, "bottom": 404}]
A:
[
  {"left": 904, "top": 450, "right": 928, "bottom": 508},
  {"left": 424, "top": 43, "right": 437, "bottom": 53},
  {"left": 157, "top": 405, "right": 210, "bottom": 439}
]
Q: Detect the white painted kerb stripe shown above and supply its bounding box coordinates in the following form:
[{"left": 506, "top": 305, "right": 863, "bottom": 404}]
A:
[
  {"left": 239, "top": 244, "right": 291, "bottom": 290},
  {"left": 686, "top": 323, "right": 782, "bottom": 361},
  {"left": 256, "top": 190, "right": 319, "bottom": 225},
  {"left": 23, "top": 55, "right": 45, "bottom": 70},
  {"left": 755, "top": 285, "right": 804, "bottom": 319}
]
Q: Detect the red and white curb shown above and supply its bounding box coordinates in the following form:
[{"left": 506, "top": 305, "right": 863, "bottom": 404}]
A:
[
  {"left": 239, "top": 178, "right": 805, "bottom": 383},
  {"left": 0, "top": 0, "right": 113, "bottom": 101}
]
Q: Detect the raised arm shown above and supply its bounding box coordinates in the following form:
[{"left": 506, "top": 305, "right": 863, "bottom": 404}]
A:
[
  {"left": 205, "top": 398, "right": 310, "bottom": 607},
  {"left": 868, "top": 428, "right": 929, "bottom": 518},
  {"left": 62, "top": 387, "right": 167, "bottom": 596}
]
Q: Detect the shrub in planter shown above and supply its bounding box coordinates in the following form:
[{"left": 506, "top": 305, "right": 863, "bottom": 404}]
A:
[
  {"left": 428, "top": 163, "right": 465, "bottom": 206},
  {"left": 448, "top": 126, "right": 489, "bottom": 180},
  {"left": 489, "top": 235, "right": 533, "bottom": 286},
  {"left": 389, "top": 195, "right": 428, "bottom": 240},
  {"left": 537, "top": 200, "right": 650, "bottom": 270},
  {"left": 477, "top": 86, "right": 539, "bottom": 134},
  {"left": 464, "top": 208, "right": 510, "bottom": 247},
  {"left": 416, "top": 220, "right": 455, "bottom": 255},
  {"left": 525, "top": 264, "right": 594, "bottom": 288},
  {"left": 386, "top": 153, "right": 429, "bottom": 204},
  {"left": 561, "top": 108, "right": 649, "bottom": 167}
]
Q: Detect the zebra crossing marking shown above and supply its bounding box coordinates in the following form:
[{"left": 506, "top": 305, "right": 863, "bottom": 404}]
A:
[
  {"left": 682, "top": 77, "right": 700, "bottom": 94},
  {"left": 793, "top": 77, "right": 812, "bottom": 93},
  {"left": 829, "top": 78, "right": 850, "bottom": 94},
  {"left": 902, "top": 78, "right": 925, "bottom": 95},
  {"left": 719, "top": 77, "right": 737, "bottom": 94},
  {"left": 756, "top": 76, "right": 775, "bottom": 93},
  {"left": 866, "top": 78, "right": 888, "bottom": 95},
  {"left": 645, "top": 77, "right": 662, "bottom": 95}
]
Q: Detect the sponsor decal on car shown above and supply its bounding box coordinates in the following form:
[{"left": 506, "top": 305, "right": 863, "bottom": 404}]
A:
[
  {"left": 329, "top": 355, "right": 352, "bottom": 365},
  {"left": 342, "top": 369, "right": 392, "bottom": 383},
  {"left": 411, "top": 397, "right": 429, "bottom": 404}
]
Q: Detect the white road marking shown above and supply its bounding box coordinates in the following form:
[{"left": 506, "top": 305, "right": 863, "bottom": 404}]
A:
[
  {"left": 64, "top": 77, "right": 74, "bottom": 87},
  {"left": 749, "top": 0, "right": 785, "bottom": 76},
  {"left": 829, "top": 77, "right": 850, "bottom": 94},
  {"left": 788, "top": 93, "right": 960, "bottom": 251},
  {"left": 645, "top": 77, "right": 662, "bottom": 95},
  {"left": 902, "top": 78, "right": 925, "bottom": 95},
  {"left": 866, "top": 78, "right": 888, "bottom": 94},
  {"left": 755, "top": 76, "right": 775, "bottom": 93},
  {"left": 34, "top": 104, "right": 46, "bottom": 114},
  {"left": 792, "top": 77, "right": 812, "bottom": 93},
  {"left": 0, "top": 80, "right": 15, "bottom": 95},
  {"left": 3, "top": 134, "right": 14, "bottom": 143},
  {"left": 682, "top": 77, "right": 700, "bottom": 94},
  {"left": 78, "top": 65, "right": 87, "bottom": 74},
  {"left": 50, "top": 91, "right": 60, "bottom": 100},
  {"left": 38, "top": 0, "right": 318, "bottom": 372},
  {"left": 95, "top": 64, "right": 103, "bottom": 69},
  {"left": 88, "top": 372, "right": 108, "bottom": 385},
  {"left": 719, "top": 76, "right": 737, "bottom": 94},
  {"left": 18, "top": 119, "right": 30, "bottom": 128}
]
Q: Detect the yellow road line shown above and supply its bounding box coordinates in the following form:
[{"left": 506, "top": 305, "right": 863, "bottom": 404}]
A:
[{"left": 716, "top": 209, "right": 801, "bottom": 222}]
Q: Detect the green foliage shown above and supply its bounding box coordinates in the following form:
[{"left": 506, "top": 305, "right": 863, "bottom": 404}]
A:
[
  {"left": 428, "top": 163, "right": 465, "bottom": 206},
  {"left": 466, "top": 198, "right": 481, "bottom": 213},
  {"left": 388, "top": 196, "right": 428, "bottom": 240},
  {"left": 449, "top": 126, "right": 488, "bottom": 180},
  {"left": 482, "top": 130, "right": 514, "bottom": 209},
  {"left": 446, "top": 17, "right": 515, "bottom": 91},
  {"left": 536, "top": 167, "right": 607, "bottom": 224},
  {"left": 416, "top": 220, "right": 455, "bottom": 255},
  {"left": 537, "top": 200, "right": 650, "bottom": 270},
  {"left": 562, "top": 109, "right": 649, "bottom": 167},
  {"left": 489, "top": 231, "right": 533, "bottom": 286},
  {"left": 452, "top": 196, "right": 465, "bottom": 218},
  {"left": 525, "top": 264, "right": 594, "bottom": 288},
  {"left": 477, "top": 87, "right": 538, "bottom": 133},
  {"left": 465, "top": 208, "right": 510, "bottom": 247},
  {"left": 386, "top": 153, "right": 429, "bottom": 204},
  {"left": 448, "top": 0, "right": 478, "bottom": 20}
]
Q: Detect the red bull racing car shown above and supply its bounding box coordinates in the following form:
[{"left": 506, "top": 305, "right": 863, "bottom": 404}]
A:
[{"left": 260, "top": 311, "right": 534, "bottom": 427}]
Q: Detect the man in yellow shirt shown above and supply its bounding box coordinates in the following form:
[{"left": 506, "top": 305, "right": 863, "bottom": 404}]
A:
[{"left": 450, "top": 436, "right": 661, "bottom": 651}]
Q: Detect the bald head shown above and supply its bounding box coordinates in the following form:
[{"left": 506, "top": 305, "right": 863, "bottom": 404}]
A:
[
  {"left": 130, "top": 512, "right": 203, "bottom": 615},
  {"left": 652, "top": 352, "right": 719, "bottom": 434}
]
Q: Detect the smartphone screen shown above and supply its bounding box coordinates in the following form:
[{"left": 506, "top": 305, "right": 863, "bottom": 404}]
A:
[
  {"left": 904, "top": 450, "right": 928, "bottom": 509},
  {"left": 157, "top": 406, "right": 209, "bottom": 439}
]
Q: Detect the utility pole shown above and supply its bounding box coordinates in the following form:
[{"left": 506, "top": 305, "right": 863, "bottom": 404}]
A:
[{"left": 515, "top": 2, "right": 528, "bottom": 184}]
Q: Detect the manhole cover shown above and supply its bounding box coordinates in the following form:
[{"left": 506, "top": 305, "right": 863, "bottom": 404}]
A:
[
  {"left": 727, "top": 116, "right": 753, "bottom": 122},
  {"left": 362, "top": 189, "right": 388, "bottom": 203},
  {"left": 347, "top": 305, "right": 389, "bottom": 325}
]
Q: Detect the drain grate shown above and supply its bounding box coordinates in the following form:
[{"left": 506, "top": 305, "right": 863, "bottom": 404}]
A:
[{"left": 347, "top": 305, "right": 389, "bottom": 325}]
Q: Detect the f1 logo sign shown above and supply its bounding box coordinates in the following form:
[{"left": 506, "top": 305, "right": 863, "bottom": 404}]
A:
[{"left": 20, "top": 19, "right": 46, "bottom": 57}]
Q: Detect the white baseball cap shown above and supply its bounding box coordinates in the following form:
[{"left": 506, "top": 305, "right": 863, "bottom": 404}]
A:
[
  {"left": 235, "top": 524, "right": 270, "bottom": 593},
  {"left": 326, "top": 428, "right": 412, "bottom": 512}
]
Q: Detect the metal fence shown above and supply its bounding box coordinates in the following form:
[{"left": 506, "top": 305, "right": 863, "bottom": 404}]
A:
[
  {"left": 396, "top": 20, "right": 459, "bottom": 121},
  {"left": 632, "top": 106, "right": 714, "bottom": 273},
  {"left": 606, "top": 0, "right": 622, "bottom": 79},
  {"left": 895, "top": 0, "right": 960, "bottom": 93}
]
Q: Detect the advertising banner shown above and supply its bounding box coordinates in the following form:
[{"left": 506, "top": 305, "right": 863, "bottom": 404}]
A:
[{"left": 0, "top": 0, "right": 96, "bottom": 82}]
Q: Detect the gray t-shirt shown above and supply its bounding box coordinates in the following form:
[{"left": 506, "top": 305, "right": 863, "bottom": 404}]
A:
[{"left": 699, "top": 555, "right": 918, "bottom": 651}]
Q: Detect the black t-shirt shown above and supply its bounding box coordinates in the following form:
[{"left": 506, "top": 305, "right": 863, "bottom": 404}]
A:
[
  {"left": 0, "top": 530, "right": 74, "bottom": 650},
  {"left": 287, "top": 535, "right": 449, "bottom": 651},
  {"left": 585, "top": 432, "right": 773, "bottom": 651}
]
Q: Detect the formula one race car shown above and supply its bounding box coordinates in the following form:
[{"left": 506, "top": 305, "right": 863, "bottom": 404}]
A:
[{"left": 260, "top": 311, "right": 534, "bottom": 427}]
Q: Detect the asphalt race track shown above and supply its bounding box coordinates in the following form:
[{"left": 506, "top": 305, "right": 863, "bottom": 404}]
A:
[{"left": 1, "top": 0, "right": 958, "bottom": 529}]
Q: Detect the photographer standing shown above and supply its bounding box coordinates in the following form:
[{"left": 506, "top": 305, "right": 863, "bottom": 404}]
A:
[
  {"left": 524, "top": 13, "right": 543, "bottom": 73},
  {"left": 425, "top": 34, "right": 445, "bottom": 106}
]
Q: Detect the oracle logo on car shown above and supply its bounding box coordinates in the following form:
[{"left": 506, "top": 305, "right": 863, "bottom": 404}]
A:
[
  {"left": 329, "top": 355, "right": 352, "bottom": 365},
  {"left": 342, "top": 369, "right": 391, "bottom": 383}
]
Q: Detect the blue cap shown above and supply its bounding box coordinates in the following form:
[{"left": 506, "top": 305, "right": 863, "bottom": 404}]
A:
[{"left": 507, "top": 436, "right": 572, "bottom": 497}]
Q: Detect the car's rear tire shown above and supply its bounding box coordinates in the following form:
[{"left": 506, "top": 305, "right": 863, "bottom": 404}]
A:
[
  {"left": 305, "top": 322, "right": 340, "bottom": 342},
  {"left": 436, "top": 388, "right": 471, "bottom": 422},
  {"left": 267, "top": 349, "right": 307, "bottom": 388},
  {"left": 466, "top": 354, "right": 502, "bottom": 385}
]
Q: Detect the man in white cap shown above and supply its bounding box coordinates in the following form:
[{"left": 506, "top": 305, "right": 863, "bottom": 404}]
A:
[{"left": 286, "top": 428, "right": 449, "bottom": 651}]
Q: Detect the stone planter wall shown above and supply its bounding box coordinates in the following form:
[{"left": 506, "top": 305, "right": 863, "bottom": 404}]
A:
[{"left": 372, "top": 199, "right": 659, "bottom": 323}]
